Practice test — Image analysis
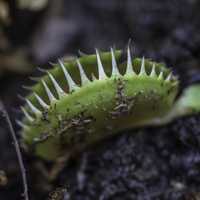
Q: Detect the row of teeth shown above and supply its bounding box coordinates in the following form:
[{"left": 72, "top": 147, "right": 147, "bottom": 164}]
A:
[{"left": 20, "top": 47, "right": 174, "bottom": 126}]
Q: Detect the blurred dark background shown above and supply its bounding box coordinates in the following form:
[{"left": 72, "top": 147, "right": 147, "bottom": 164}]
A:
[{"left": 0, "top": 0, "right": 200, "bottom": 199}]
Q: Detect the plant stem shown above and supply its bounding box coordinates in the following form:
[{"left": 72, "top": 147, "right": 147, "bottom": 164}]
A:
[{"left": 0, "top": 100, "right": 29, "bottom": 200}]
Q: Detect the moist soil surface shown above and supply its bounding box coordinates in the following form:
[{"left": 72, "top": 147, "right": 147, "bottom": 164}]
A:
[{"left": 0, "top": 0, "right": 200, "bottom": 199}]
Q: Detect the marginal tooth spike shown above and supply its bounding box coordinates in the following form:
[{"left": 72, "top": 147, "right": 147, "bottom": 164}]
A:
[
  {"left": 78, "top": 50, "right": 87, "bottom": 57},
  {"left": 21, "top": 107, "right": 34, "bottom": 122},
  {"left": 91, "top": 73, "right": 97, "bottom": 81},
  {"left": 16, "top": 120, "right": 30, "bottom": 130},
  {"left": 126, "top": 46, "right": 136, "bottom": 75},
  {"left": 139, "top": 57, "right": 147, "bottom": 76},
  {"left": 49, "top": 62, "right": 57, "bottom": 68},
  {"left": 111, "top": 47, "right": 120, "bottom": 76},
  {"left": 42, "top": 80, "right": 57, "bottom": 102},
  {"left": 165, "top": 72, "right": 172, "bottom": 82},
  {"left": 76, "top": 59, "right": 90, "bottom": 85},
  {"left": 34, "top": 92, "right": 49, "bottom": 109},
  {"left": 150, "top": 63, "right": 157, "bottom": 77},
  {"left": 37, "top": 67, "right": 47, "bottom": 73},
  {"left": 22, "top": 85, "right": 32, "bottom": 91},
  {"left": 29, "top": 76, "right": 40, "bottom": 82},
  {"left": 47, "top": 72, "right": 65, "bottom": 98},
  {"left": 58, "top": 59, "right": 79, "bottom": 92},
  {"left": 95, "top": 49, "right": 107, "bottom": 79},
  {"left": 26, "top": 99, "right": 42, "bottom": 115},
  {"left": 158, "top": 71, "right": 164, "bottom": 80},
  {"left": 17, "top": 94, "right": 25, "bottom": 101}
]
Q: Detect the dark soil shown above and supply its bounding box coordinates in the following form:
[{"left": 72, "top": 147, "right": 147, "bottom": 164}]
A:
[{"left": 0, "top": 0, "right": 200, "bottom": 200}]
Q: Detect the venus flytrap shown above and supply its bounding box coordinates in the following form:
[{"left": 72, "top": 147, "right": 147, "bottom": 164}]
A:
[{"left": 18, "top": 46, "right": 200, "bottom": 161}]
